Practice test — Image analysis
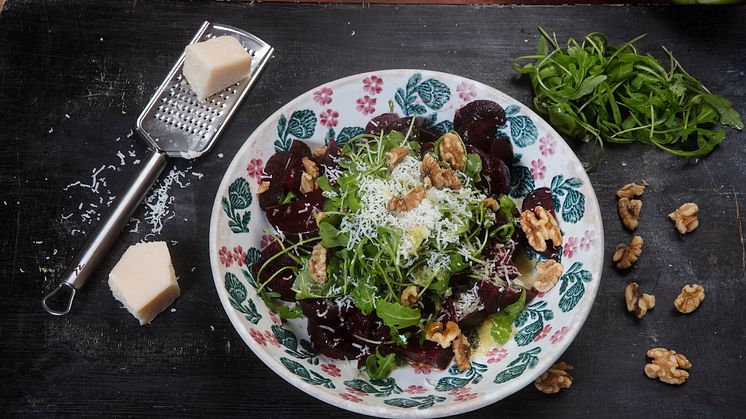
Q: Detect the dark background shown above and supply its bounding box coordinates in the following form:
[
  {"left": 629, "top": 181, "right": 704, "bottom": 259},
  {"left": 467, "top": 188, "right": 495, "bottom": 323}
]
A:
[{"left": 1, "top": 1, "right": 745, "bottom": 417}]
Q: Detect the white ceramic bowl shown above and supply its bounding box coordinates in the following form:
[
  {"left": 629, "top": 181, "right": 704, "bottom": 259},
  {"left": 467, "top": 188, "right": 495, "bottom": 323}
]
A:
[{"left": 209, "top": 70, "right": 603, "bottom": 417}]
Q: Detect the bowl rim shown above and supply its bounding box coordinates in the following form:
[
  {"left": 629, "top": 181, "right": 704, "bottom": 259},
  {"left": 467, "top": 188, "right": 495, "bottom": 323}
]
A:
[{"left": 209, "top": 69, "right": 604, "bottom": 418}]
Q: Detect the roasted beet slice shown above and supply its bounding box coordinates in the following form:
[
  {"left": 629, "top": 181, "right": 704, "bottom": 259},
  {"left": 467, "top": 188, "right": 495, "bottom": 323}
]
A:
[
  {"left": 259, "top": 150, "right": 290, "bottom": 210},
  {"left": 264, "top": 188, "right": 323, "bottom": 235},
  {"left": 346, "top": 309, "right": 391, "bottom": 341},
  {"left": 467, "top": 145, "right": 510, "bottom": 195},
  {"left": 489, "top": 136, "right": 514, "bottom": 167},
  {"left": 521, "top": 187, "right": 556, "bottom": 216},
  {"left": 299, "top": 298, "right": 354, "bottom": 327},
  {"left": 365, "top": 112, "right": 400, "bottom": 135},
  {"left": 458, "top": 310, "right": 489, "bottom": 330},
  {"left": 308, "top": 320, "right": 373, "bottom": 360},
  {"left": 496, "top": 286, "right": 524, "bottom": 310},
  {"left": 316, "top": 139, "right": 342, "bottom": 175},
  {"left": 381, "top": 340, "right": 454, "bottom": 370},
  {"left": 454, "top": 100, "right": 507, "bottom": 151},
  {"left": 381, "top": 116, "right": 439, "bottom": 143},
  {"left": 280, "top": 140, "right": 313, "bottom": 194},
  {"left": 478, "top": 280, "right": 503, "bottom": 314},
  {"left": 254, "top": 241, "right": 297, "bottom": 301}
]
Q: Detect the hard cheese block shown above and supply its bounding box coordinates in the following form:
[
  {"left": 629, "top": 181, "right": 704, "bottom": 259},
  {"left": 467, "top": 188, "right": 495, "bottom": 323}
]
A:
[
  {"left": 109, "top": 241, "right": 180, "bottom": 325},
  {"left": 183, "top": 35, "right": 252, "bottom": 99}
]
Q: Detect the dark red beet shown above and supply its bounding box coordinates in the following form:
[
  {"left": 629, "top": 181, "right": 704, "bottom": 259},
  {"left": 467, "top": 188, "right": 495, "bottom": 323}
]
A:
[
  {"left": 496, "top": 286, "right": 524, "bottom": 310},
  {"left": 489, "top": 137, "right": 514, "bottom": 167},
  {"left": 299, "top": 298, "right": 354, "bottom": 327},
  {"left": 280, "top": 141, "right": 313, "bottom": 194},
  {"left": 316, "top": 139, "right": 342, "bottom": 176},
  {"left": 381, "top": 340, "right": 454, "bottom": 370},
  {"left": 259, "top": 150, "right": 290, "bottom": 210},
  {"left": 365, "top": 113, "right": 400, "bottom": 135},
  {"left": 454, "top": 100, "right": 507, "bottom": 151},
  {"left": 458, "top": 310, "right": 489, "bottom": 330},
  {"left": 467, "top": 145, "right": 511, "bottom": 196},
  {"left": 346, "top": 309, "right": 391, "bottom": 341},
  {"left": 308, "top": 320, "right": 373, "bottom": 360},
  {"left": 522, "top": 187, "right": 556, "bottom": 216},
  {"left": 478, "top": 280, "right": 503, "bottom": 314},
  {"left": 525, "top": 288, "right": 540, "bottom": 304},
  {"left": 264, "top": 188, "right": 323, "bottom": 235},
  {"left": 254, "top": 241, "right": 296, "bottom": 301},
  {"left": 383, "top": 116, "right": 439, "bottom": 143}
]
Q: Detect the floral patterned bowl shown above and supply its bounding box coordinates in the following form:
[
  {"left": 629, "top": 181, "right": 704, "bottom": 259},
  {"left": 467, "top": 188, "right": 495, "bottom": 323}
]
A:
[{"left": 209, "top": 70, "right": 603, "bottom": 417}]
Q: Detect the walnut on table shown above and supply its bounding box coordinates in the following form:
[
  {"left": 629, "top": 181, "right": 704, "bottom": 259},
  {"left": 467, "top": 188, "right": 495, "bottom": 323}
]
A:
[
  {"left": 669, "top": 202, "right": 699, "bottom": 234},
  {"left": 613, "top": 235, "right": 643, "bottom": 269},
  {"left": 644, "top": 348, "right": 691, "bottom": 385},
  {"left": 674, "top": 284, "right": 705, "bottom": 314},
  {"left": 624, "top": 282, "right": 655, "bottom": 318},
  {"left": 616, "top": 182, "right": 647, "bottom": 199},
  {"left": 520, "top": 206, "right": 562, "bottom": 253},
  {"left": 534, "top": 362, "right": 574, "bottom": 394},
  {"left": 438, "top": 132, "right": 466, "bottom": 171},
  {"left": 534, "top": 259, "right": 564, "bottom": 292},
  {"left": 388, "top": 186, "right": 426, "bottom": 212},
  {"left": 618, "top": 198, "right": 642, "bottom": 230}
]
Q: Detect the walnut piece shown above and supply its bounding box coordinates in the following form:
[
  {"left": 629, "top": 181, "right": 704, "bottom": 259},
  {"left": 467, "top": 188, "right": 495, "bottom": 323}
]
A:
[
  {"left": 624, "top": 282, "right": 656, "bottom": 318},
  {"left": 674, "top": 284, "right": 705, "bottom": 314},
  {"left": 618, "top": 198, "right": 642, "bottom": 231},
  {"left": 312, "top": 145, "right": 327, "bottom": 159},
  {"left": 483, "top": 197, "right": 499, "bottom": 212},
  {"left": 669, "top": 203, "right": 699, "bottom": 234},
  {"left": 534, "top": 362, "right": 574, "bottom": 394},
  {"left": 301, "top": 157, "right": 319, "bottom": 177},
  {"left": 308, "top": 244, "right": 327, "bottom": 284},
  {"left": 438, "top": 132, "right": 466, "bottom": 171},
  {"left": 617, "top": 182, "right": 646, "bottom": 199},
  {"left": 425, "top": 320, "right": 461, "bottom": 348},
  {"left": 520, "top": 206, "right": 562, "bottom": 253},
  {"left": 613, "top": 235, "right": 643, "bottom": 269},
  {"left": 452, "top": 333, "right": 471, "bottom": 371},
  {"left": 300, "top": 172, "right": 316, "bottom": 194},
  {"left": 400, "top": 285, "right": 419, "bottom": 307},
  {"left": 534, "top": 260, "right": 564, "bottom": 292},
  {"left": 644, "top": 348, "right": 691, "bottom": 385},
  {"left": 257, "top": 181, "right": 270, "bottom": 194},
  {"left": 386, "top": 146, "right": 409, "bottom": 170},
  {"left": 388, "top": 186, "right": 427, "bottom": 212},
  {"left": 421, "top": 154, "right": 461, "bottom": 190}
]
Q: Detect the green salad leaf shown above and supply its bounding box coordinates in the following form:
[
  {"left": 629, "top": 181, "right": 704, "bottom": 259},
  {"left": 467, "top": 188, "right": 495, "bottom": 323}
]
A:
[
  {"left": 490, "top": 290, "right": 526, "bottom": 345},
  {"left": 375, "top": 300, "right": 421, "bottom": 329},
  {"left": 364, "top": 349, "right": 400, "bottom": 380}
]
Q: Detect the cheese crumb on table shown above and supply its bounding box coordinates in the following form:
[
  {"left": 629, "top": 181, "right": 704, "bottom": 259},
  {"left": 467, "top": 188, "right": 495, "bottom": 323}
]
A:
[
  {"left": 108, "top": 241, "right": 180, "bottom": 325},
  {"left": 183, "top": 36, "right": 252, "bottom": 100}
]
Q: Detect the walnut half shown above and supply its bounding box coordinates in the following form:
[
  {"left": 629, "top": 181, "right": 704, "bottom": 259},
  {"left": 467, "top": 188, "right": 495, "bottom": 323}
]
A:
[
  {"left": 421, "top": 154, "right": 461, "bottom": 190},
  {"left": 452, "top": 333, "right": 471, "bottom": 371},
  {"left": 534, "top": 362, "right": 574, "bottom": 394},
  {"left": 534, "top": 260, "right": 564, "bottom": 292},
  {"left": 617, "top": 182, "right": 646, "bottom": 199},
  {"left": 669, "top": 202, "right": 699, "bottom": 234},
  {"left": 624, "top": 282, "right": 655, "bottom": 318},
  {"left": 613, "top": 235, "right": 643, "bottom": 269},
  {"left": 299, "top": 157, "right": 319, "bottom": 194},
  {"left": 400, "top": 285, "right": 419, "bottom": 307},
  {"left": 520, "top": 206, "right": 562, "bottom": 253},
  {"left": 644, "top": 348, "right": 691, "bottom": 385},
  {"left": 386, "top": 146, "right": 409, "bottom": 170},
  {"left": 674, "top": 284, "right": 705, "bottom": 314},
  {"left": 308, "top": 243, "right": 327, "bottom": 284},
  {"left": 388, "top": 186, "right": 426, "bottom": 212},
  {"left": 618, "top": 198, "right": 642, "bottom": 231},
  {"left": 425, "top": 321, "right": 461, "bottom": 349},
  {"left": 438, "top": 132, "right": 466, "bottom": 171}
]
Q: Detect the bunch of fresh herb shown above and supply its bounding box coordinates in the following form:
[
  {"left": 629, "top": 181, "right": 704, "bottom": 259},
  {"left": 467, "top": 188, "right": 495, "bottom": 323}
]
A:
[{"left": 515, "top": 28, "right": 743, "bottom": 168}]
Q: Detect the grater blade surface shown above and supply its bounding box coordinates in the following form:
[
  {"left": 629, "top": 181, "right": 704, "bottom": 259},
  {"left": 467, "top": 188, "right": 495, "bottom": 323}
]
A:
[{"left": 136, "top": 21, "right": 273, "bottom": 159}]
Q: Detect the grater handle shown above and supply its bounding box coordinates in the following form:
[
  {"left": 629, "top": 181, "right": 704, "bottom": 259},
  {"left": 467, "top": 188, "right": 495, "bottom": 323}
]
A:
[{"left": 42, "top": 148, "right": 168, "bottom": 315}]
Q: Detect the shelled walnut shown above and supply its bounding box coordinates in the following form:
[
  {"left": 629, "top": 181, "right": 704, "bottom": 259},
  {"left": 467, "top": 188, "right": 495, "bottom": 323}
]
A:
[
  {"left": 452, "top": 333, "right": 471, "bottom": 371},
  {"left": 421, "top": 154, "right": 461, "bottom": 190},
  {"left": 308, "top": 244, "right": 327, "bottom": 284},
  {"left": 483, "top": 197, "right": 499, "bottom": 212},
  {"left": 386, "top": 146, "right": 409, "bottom": 170},
  {"left": 425, "top": 321, "right": 461, "bottom": 348},
  {"left": 669, "top": 202, "right": 699, "bottom": 234},
  {"left": 388, "top": 187, "right": 426, "bottom": 212},
  {"left": 613, "top": 235, "right": 643, "bottom": 269},
  {"left": 534, "top": 362, "right": 574, "bottom": 394},
  {"left": 616, "top": 182, "right": 646, "bottom": 199},
  {"left": 299, "top": 157, "right": 319, "bottom": 194},
  {"left": 438, "top": 132, "right": 466, "bottom": 171},
  {"left": 624, "top": 283, "right": 655, "bottom": 318},
  {"left": 674, "top": 284, "right": 705, "bottom": 314},
  {"left": 520, "top": 206, "right": 562, "bottom": 253},
  {"left": 257, "top": 181, "right": 270, "bottom": 194},
  {"left": 400, "top": 285, "right": 419, "bottom": 307},
  {"left": 618, "top": 198, "right": 642, "bottom": 230},
  {"left": 644, "top": 348, "right": 691, "bottom": 385},
  {"left": 534, "top": 260, "right": 564, "bottom": 292}
]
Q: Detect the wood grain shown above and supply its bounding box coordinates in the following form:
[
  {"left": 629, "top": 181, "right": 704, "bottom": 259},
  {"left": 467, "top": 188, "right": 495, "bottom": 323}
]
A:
[{"left": 0, "top": 2, "right": 744, "bottom": 418}]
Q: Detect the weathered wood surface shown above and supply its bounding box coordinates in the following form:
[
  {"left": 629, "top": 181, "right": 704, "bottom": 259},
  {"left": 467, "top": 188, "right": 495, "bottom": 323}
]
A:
[{"left": 1, "top": 1, "right": 744, "bottom": 417}]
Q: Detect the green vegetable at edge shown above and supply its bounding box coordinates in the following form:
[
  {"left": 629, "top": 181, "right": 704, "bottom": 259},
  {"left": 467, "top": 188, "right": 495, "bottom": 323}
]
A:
[
  {"left": 490, "top": 290, "right": 526, "bottom": 344},
  {"left": 364, "top": 349, "right": 400, "bottom": 380},
  {"left": 515, "top": 28, "right": 743, "bottom": 170}
]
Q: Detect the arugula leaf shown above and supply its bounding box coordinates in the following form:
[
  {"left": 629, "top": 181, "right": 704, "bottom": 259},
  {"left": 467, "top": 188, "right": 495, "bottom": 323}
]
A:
[
  {"left": 490, "top": 290, "right": 526, "bottom": 345},
  {"left": 464, "top": 153, "right": 482, "bottom": 181},
  {"left": 351, "top": 277, "right": 377, "bottom": 315},
  {"left": 279, "top": 191, "right": 298, "bottom": 205},
  {"left": 364, "top": 349, "right": 399, "bottom": 380},
  {"left": 316, "top": 175, "right": 334, "bottom": 192},
  {"left": 375, "top": 299, "right": 421, "bottom": 329},
  {"left": 319, "top": 222, "right": 348, "bottom": 248}
]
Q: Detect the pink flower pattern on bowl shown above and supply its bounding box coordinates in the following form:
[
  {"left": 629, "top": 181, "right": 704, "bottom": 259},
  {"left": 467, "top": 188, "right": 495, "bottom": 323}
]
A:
[
  {"left": 339, "top": 393, "right": 362, "bottom": 403},
  {"left": 580, "top": 229, "right": 595, "bottom": 251},
  {"left": 413, "top": 363, "right": 432, "bottom": 375},
  {"left": 346, "top": 387, "right": 368, "bottom": 397},
  {"left": 362, "top": 75, "right": 383, "bottom": 95},
  {"left": 456, "top": 81, "right": 477, "bottom": 102},
  {"left": 355, "top": 95, "right": 376, "bottom": 115},
  {"left": 260, "top": 233, "right": 275, "bottom": 250},
  {"left": 533, "top": 325, "right": 552, "bottom": 342},
  {"left": 486, "top": 347, "right": 508, "bottom": 364},
  {"left": 539, "top": 135, "right": 556, "bottom": 156},
  {"left": 319, "top": 109, "right": 339, "bottom": 128},
  {"left": 246, "top": 158, "right": 263, "bottom": 184},
  {"left": 263, "top": 330, "right": 280, "bottom": 347},
  {"left": 563, "top": 236, "right": 579, "bottom": 259},
  {"left": 321, "top": 364, "right": 342, "bottom": 377},
  {"left": 250, "top": 328, "right": 266, "bottom": 346},
  {"left": 404, "top": 385, "right": 428, "bottom": 395},
  {"left": 551, "top": 326, "right": 570, "bottom": 344},
  {"left": 313, "top": 87, "right": 333, "bottom": 105},
  {"left": 530, "top": 159, "right": 547, "bottom": 181}
]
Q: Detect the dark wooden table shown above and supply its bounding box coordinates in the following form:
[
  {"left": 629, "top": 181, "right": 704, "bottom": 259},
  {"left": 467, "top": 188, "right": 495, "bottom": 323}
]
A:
[{"left": 2, "top": 1, "right": 745, "bottom": 417}]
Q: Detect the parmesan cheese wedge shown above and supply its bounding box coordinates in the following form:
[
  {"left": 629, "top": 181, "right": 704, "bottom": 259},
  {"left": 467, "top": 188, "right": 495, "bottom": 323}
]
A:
[
  {"left": 108, "top": 241, "right": 180, "bottom": 325},
  {"left": 183, "top": 35, "right": 252, "bottom": 99}
]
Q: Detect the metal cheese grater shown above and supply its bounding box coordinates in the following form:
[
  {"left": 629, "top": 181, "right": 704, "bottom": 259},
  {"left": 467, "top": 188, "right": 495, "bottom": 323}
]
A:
[{"left": 42, "top": 21, "right": 274, "bottom": 315}]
